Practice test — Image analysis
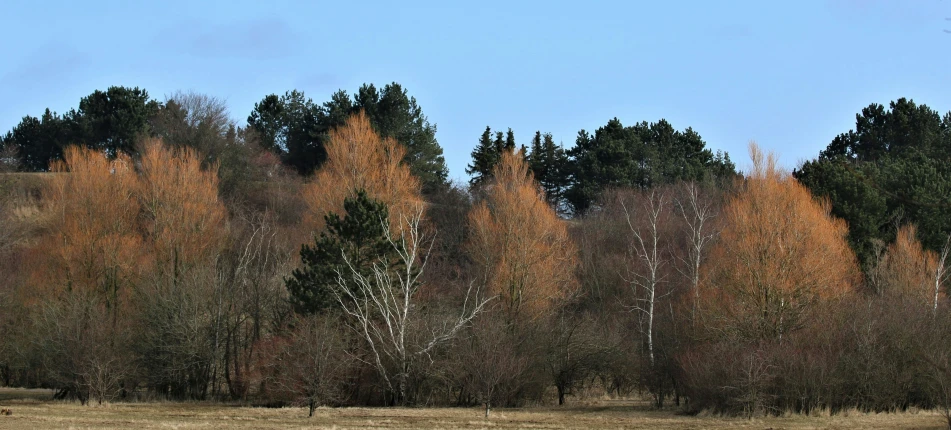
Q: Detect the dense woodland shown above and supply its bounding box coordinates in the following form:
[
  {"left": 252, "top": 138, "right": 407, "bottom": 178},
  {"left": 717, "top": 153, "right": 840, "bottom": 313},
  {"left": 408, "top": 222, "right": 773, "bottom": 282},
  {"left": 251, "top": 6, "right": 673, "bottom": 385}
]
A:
[{"left": 2, "top": 85, "right": 951, "bottom": 421}]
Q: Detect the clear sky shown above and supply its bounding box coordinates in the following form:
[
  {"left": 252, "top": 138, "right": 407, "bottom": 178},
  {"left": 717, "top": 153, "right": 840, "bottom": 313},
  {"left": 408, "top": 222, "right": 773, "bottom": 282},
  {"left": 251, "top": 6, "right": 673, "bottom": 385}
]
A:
[{"left": 2, "top": 0, "right": 951, "bottom": 180}]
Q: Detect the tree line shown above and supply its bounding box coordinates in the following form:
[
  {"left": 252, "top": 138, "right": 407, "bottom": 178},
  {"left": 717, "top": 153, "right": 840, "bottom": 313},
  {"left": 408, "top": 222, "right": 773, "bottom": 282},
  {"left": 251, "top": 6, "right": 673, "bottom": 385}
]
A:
[
  {"left": 0, "top": 85, "right": 736, "bottom": 212},
  {"left": 2, "top": 86, "right": 951, "bottom": 423}
]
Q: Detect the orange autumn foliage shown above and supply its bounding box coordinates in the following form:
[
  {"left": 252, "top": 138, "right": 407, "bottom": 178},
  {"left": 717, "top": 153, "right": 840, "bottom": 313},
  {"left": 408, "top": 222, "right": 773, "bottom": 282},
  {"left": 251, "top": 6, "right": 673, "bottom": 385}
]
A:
[
  {"left": 304, "top": 111, "right": 422, "bottom": 234},
  {"left": 138, "top": 139, "right": 227, "bottom": 271},
  {"left": 872, "top": 224, "right": 942, "bottom": 306},
  {"left": 705, "top": 143, "right": 859, "bottom": 340},
  {"left": 33, "top": 139, "right": 226, "bottom": 303},
  {"left": 467, "top": 149, "right": 578, "bottom": 321},
  {"left": 41, "top": 147, "right": 143, "bottom": 305}
]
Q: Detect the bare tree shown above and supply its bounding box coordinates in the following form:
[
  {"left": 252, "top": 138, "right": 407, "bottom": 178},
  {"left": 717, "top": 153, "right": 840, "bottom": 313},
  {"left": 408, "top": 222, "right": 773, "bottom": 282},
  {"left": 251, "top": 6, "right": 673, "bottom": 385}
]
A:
[
  {"left": 871, "top": 224, "right": 944, "bottom": 311},
  {"left": 453, "top": 312, "right": 532, "bottom": 418},
  {"left": 221, "top": 212, "right": 294, "bottom": 399},
  {"left": 622, "top": 190, "right": 670, "bottom": 368},
  {"left": 34, "top": 291, "right": 131, "bottom": 405},
  {"left": 152, "top": 91, "right": 233, "bottom": 158},
  {"left": 934, "top": 235, "right": 951, "bottom": 314},
  {"left": 260, "top": 315, "right": 352, "bottom": 417},
  {"left": 333, "top": 204, "right": 491, "bottom": 405},
  {"left": 543, "top": 312, "right": 608, "bottom": 405},
  {"left": 674, "top": 182, "right": 718, "bottom": 318}
]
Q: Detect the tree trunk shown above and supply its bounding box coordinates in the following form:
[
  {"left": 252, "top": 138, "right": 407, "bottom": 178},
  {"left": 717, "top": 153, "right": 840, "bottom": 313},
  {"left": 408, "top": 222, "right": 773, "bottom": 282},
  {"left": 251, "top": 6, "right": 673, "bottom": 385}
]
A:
[
  {"left": 647, "top": 289, "right": 655, "bottom": 366},
  {"left": 309, "top": 398, "right": 316, "bottom": 417},
  {"left": 557, "top": 385, "right": 566, "bottom": 405}
]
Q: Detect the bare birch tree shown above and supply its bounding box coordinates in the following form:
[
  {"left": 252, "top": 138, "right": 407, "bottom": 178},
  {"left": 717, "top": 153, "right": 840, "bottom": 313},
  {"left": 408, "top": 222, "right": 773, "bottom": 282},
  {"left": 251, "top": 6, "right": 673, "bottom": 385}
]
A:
[
  {"left": 622, "top": 190, "right": 670, "bottom": 367},
  {"left": 674, "top": 182, "right": 718, "bottom": 318},
  {"left": 934, "top": 235, "right": 951, "bottom": 314},
  {"left": 332, "top": 204, "right": 491, "bottom": 405}
]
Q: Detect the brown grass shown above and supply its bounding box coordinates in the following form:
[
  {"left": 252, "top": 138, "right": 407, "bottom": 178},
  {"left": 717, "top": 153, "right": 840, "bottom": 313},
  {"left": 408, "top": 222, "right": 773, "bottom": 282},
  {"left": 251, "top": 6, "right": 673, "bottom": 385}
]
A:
[{"left": 0, "top": 390, "right": 946, "bottom": 430}]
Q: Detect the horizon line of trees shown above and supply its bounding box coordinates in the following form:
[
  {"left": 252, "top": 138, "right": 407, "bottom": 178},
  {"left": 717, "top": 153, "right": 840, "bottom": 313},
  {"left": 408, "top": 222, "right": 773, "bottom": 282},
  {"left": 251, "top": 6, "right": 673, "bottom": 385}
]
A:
[
  {"left": 0, "top": 84, "right": 737, "bottom": 214},
  {"left": 3, "top": 86, "right": 951, "bottom": 423}
]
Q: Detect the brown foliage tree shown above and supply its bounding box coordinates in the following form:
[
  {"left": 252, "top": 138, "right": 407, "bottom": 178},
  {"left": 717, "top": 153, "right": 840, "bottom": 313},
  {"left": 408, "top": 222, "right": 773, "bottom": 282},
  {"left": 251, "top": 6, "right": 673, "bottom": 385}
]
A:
[
  {"left": 43, "top": 147, "right": 142, "bottom": 310},
  {"left": 31, "top": 139, "right": 230, "bottom": 400},
  {"left": 467, "top": 149, "right": 578, "bottom": 321},
  {"left": 705, "top": 143, "right": 859, "bottom": 340},
  {"left": 137, "top": 138, "right": 227, "bottom": 271},
  {"left": 132, "top": 140, "right": 229, "bottom": 400},
  {"left": 870, "top": 224, "right": 948, "bottom": 310},
  {"left": 304, "top": 111, "right": 422, "bottom": 234},
  {"left": 25, "top": 147, "right": 149, "bottom": 401}
]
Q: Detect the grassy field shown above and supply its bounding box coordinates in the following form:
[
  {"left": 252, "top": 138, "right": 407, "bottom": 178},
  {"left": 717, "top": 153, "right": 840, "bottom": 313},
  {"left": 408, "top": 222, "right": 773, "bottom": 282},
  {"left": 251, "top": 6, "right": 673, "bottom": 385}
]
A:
[{"left": 0, "top": 388, "right": 947, "bottom": 429}]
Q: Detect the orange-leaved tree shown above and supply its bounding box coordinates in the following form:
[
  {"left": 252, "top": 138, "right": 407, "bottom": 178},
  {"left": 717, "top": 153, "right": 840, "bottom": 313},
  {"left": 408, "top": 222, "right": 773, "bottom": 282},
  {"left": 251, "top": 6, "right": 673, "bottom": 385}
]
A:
[
  {"left": 871, "top": 224, "right": 947, "bottom": 310},
  {"left": 705, "top": 143, "right": 859, "bottom": 340},
  {"left": 137, "top": 138, "right": 227, "bottom": 274},
  {"left": 131, "top": 139, "right": 229, "bottom": 401},
  {"left": 467, "top": 148, "right": 578, "bottom": 321},
  {"left": 32, "top": 139, "right": 228, "bottom": 402},
  {"left": 32, "top": 146, "right": 143, "bottom": 404},
  {"left": 41, "top": 146, "right": 143, "bottom": 309},
  {"left": 304, "top": 111, "right": 422, "bottom": 234}
]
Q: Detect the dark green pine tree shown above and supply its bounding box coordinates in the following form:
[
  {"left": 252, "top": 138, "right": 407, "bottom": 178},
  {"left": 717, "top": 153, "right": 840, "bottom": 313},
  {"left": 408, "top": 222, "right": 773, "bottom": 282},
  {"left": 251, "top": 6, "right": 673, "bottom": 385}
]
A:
[
  {"left": 74, "top": 86, "right": 159, "bottom": 157},
  {"left": 1, "top": 108, "right": 76, "bottom": 171},
  {"left": 528, "top": 132, "right": 544, "bottom": 166},
  {"left": 466, "top": 127, "right": 519, "bottom": 188},
  {"left": 565, "top": 117, "right": 735, "bottom": 214},
  {"left": 565, "top": 118, "right": 645, "bottom": 213},
  {"left": 504, "top": 128, "right": 516, "bottom": 152},
  {"left": 2, "top": 86, "right": 158, "bottom": 170},
  {"left": 320, "top": 82, "right": 449, "bottom": 192},
  {"left": 794, "top": 97, "right": 951, "bottom": 270},
  {"left": 493, "top": 131, "right": 506, "bottom": 154},
  {"left": 527, "top": 131, "right": 569, "bottom": 210},
  {"left": 362, "top": 83, "right": 448, "bottom": 191},
  {"left": 466, "top": 126, "right": 500, "bottom": 188},
  {"left": 285, "top": 190, "right": 398, "bottom": 315},
  {"left": 247, "top": 90, "right": 326, "bottom": 175}
]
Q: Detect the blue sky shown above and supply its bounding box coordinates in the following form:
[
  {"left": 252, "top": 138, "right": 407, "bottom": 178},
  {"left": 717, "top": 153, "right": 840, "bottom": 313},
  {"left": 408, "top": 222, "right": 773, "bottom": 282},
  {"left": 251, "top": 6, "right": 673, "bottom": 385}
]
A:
[{"left": 2, "top": 0, "right": 951, "bottom": 181}]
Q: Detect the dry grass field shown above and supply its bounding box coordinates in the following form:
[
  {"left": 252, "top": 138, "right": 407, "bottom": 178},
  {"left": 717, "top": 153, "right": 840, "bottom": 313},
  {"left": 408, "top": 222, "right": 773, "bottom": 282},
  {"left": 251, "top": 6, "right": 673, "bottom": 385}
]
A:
[{"left": 0, "top": 388, "right": 948, "bottom": 430}]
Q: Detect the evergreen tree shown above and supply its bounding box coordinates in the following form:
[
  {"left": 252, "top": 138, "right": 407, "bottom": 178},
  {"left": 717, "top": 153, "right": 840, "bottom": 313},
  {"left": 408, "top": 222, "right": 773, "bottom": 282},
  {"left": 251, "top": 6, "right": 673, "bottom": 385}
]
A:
[
  {"left": 247, "top": 90, "right": 326, "bottom": 175},
  {"left": 493, "top": 131, "right": 506, "bottom": 155},
  {"left": 565, "top": 118, "right": 647, "bottom": 213},
  {"left": 286, "top": 191, "right": 397, "bottom": 315},
  {"left": 566, "top": 117, "right": 734, "bottom": 214},
  {"left": 466, "top": 126, "right": 500, "bottom": 188},
  {"left": 2, "top": 86, "right": 158, "bottom": 170},
  {"left": 795, "top": 98, "right": 951, "bottom": 270},
  {"left": 74, "top": 86, "right": 158, "bottom": 157},
  {"left": 321, "top": 82, "right": 449, "bottom": 191},
  {"left": 527, "top": 131, "right": 569, "bottom": 211},
  {"left": 528, "top": 131, "right": 543, "bottom": 168},
  {"left": 249, "top": 82, "right": 448, "bottom": 187},
  {"left": 504, "top": 128, "right": 516, "bottom": 152},
  {"left": 1, "top": 109, "right": 75, "bottom": 171}
]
